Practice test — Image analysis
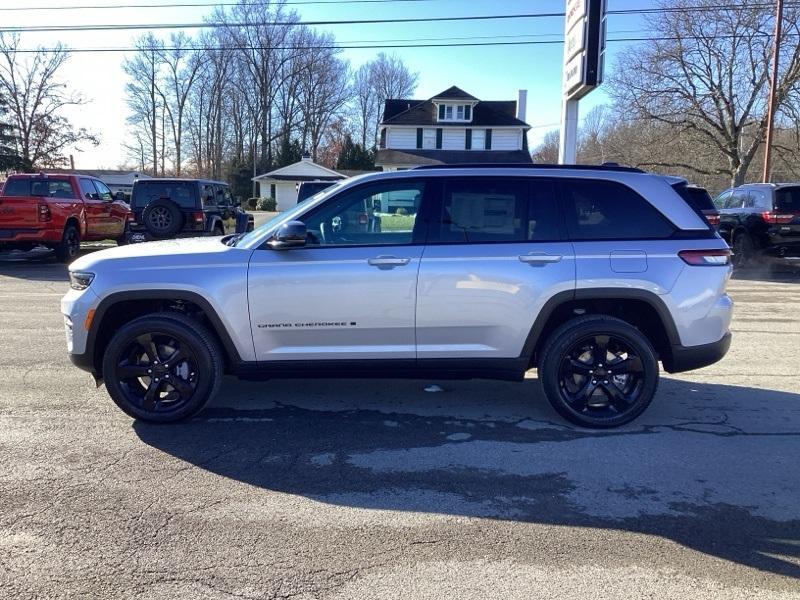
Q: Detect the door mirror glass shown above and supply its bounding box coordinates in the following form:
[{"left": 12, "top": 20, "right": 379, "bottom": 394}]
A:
[
  {"left": 268, "top": 221, "right": 307, "bottom": 249},
  {"left": 114, "top": 191, "right": 126, "bottom": 202}
]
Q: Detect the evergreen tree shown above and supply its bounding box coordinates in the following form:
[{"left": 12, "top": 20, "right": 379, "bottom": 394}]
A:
[
  {"left": 336, "top": 135, "right": 375, "bottom": 171},
  {"left": 274, "top": 137, "right": 303, "bottom": 168}
]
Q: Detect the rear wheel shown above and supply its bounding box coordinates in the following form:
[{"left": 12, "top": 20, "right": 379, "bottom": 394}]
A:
[
  {"left": 732, "top": 232, "right": 755, "bottom": 269},
  {"left": 54, "top": 224, "right": 80, "bottom": 263},
  {"left": 538, "top": 316, "right": 659, "bottom": 428},
  {"left": 102, "top": 313, "right": 223, "bottom": 423}
]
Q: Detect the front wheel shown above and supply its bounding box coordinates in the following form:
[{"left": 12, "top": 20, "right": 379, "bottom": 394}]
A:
[
  {"left": 538, "top": 316, "right": 659, "bottom": 428},
  {"left": 102, "top": 313, "right": 223, "bottom": 422}
]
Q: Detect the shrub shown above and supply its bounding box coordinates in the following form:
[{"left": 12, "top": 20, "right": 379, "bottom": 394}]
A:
[
  {"left": 256, "top": 197, "right": 277, "bottom": 211},
  {"left": 395, "top": 207, "right": 408, "bottom": 215}
]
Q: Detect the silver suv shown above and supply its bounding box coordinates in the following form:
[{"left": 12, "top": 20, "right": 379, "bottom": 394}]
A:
[{"left": 62, "top": 165, "right": 733, "bottom": 428}]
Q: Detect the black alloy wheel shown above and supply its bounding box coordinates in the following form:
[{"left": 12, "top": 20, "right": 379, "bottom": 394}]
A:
[
  {"left": 539, "top": 316, "right": 659, "bottom": 428},
  {"left": 142, "top": 199, "right": 183, "bottom": 238},
  {"left": 147, "top": 206, "right": 173, "bottom": 232},
  {"left": 55, "top": 225, "right": 80, "bottom": 263},
  {"left": 731, "top": 232, "right": 755, "bottom": 269},
  {"left": 102, "top": 314, "right": 223, "bottom": 422}
]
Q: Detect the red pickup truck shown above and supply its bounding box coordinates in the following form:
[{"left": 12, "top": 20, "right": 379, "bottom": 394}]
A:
[{"left": 0, "top": 173, "right": 131, "bottom": 262}]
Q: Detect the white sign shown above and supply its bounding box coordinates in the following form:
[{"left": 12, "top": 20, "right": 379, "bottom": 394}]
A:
[
  {"left": 563, "top": 52, "right": 584, "bottom": 94},
  {"left": 565, "top": 19, "right": 586, "bottom": 61},
  {"left": 565, "top": 0, "right": 587, "bottom": 33}
]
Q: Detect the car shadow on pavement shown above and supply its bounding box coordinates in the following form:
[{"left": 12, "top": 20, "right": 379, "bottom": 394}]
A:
[
  {"left": 134, "top": 376, "right": 800, "bottom": 579},
  {"left": 0, "top": 247, "right": 105, "bottom": 281}
]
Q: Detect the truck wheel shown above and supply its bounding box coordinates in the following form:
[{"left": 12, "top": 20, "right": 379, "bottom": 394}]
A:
[
  {"left": 54, "top": 225, "right": 80, "bottom": 263},
  {"left": 142, "top": 199, "right": 183, "bottom": 238},
  {"left": 538, "top": 316, "right": 659, "bottom": 429},
  {"left": 102, "top": 313, "right": 223, "bottom": 423}
]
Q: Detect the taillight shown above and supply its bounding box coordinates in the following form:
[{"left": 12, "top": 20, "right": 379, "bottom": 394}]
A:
[
  {"left": 678, "top": 249, "right": 731, "bottom": 266},
  {"left": 38, "top": 203, "right": 51, "bottom": 222},
  {"left": 192, "top": 211, "right": 204, "bottom": 225},
  {"left": 705, "top": 213, "right": 720, "bottom": 226},
  {"left": 761, "top": 211, "right": 796, "bottom": 224}
]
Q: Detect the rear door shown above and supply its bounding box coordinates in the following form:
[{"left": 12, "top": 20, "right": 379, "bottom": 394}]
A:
[{"left": 415, "top": 176, "right": 574, "bottom": 360}]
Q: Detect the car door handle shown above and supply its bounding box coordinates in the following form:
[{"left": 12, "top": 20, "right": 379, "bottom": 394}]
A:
[
  {"left": 518, "top": 253, "right": 563, "bottom": 265},
  {"left": 368, "top": 256, "right": 411, "bottom": 267}
]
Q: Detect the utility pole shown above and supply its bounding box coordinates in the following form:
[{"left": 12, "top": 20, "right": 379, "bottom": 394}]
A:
[{"left": 763, "top": 0, "right": 784, "bottom": 183}]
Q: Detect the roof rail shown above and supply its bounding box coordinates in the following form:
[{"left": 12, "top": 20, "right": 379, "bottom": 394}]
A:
[{"left": 412, "top": 163, "right": 645, "bottom": 173}]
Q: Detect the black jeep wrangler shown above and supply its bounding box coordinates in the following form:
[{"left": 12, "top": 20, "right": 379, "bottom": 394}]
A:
[{"left": 127, "top": 179, "right": 254, "bottom": 243}]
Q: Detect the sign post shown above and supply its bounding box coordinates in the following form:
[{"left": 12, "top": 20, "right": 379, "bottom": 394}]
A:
[{"left": 558, "top": 0, "right": 606, "bottom": 164}]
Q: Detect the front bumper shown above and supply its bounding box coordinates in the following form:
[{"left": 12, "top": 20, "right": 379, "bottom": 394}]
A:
[
  {"left": 663, "top": 332, "right": 732, "bottom": 373},
  {"left": 61, "top": 286, "right": 100, "bottom": 366}
]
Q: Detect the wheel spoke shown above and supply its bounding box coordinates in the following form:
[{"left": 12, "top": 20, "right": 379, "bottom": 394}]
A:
[
  {"left": 168, "top": 376, "right": 194, "bottom": 400},
  {"left": 563, "top": 356, "right": 593, "bottom": 376},
  {"left": 599, "top": 381, "right": 632, "bottom": 412},
  {"left": 142, "top": 379, "right": 162, "bottom": 410},
  {"left": 609, "top": 356, "right": 643, "bottom": 374},
  {"left": 117, "top": 362, "right": 150, "bottom": 379},
  {"left": 564, "top": 378, "right": 597, "bottom": 411},
  {"left": 164, "top": 347, "right": 188, "bottom": 367},
  {"left": 593, "top": 335, "right": 610, "bottom": 365},
  {"left": 136, "top": 334, "right": 161, "bottom": 363}
]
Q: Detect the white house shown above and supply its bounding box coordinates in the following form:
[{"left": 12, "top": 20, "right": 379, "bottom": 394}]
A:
[
  {"left": 375, "top": 86, "right": 532, "bottom": 171},
  {"left": 252, "top": 156, "right": 345, "bottom": 211}
]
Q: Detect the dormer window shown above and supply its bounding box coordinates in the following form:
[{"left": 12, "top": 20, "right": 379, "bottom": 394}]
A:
[{"left": 437, "top": 103, "right": 473, "bottom": 122}]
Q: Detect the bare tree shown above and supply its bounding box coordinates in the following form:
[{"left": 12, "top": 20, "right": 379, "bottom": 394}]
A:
[
  {"left": 531, "top": 130, "right": 560, "bottom": 164},
  {"left": 123, "top": 33, "right": 165, "bottom": 175},
  {"left": 0, "top": 33, "right": 97, "bottom": 169},
  {"left": 608, "top": 0, "right": 800, "bottom": 186}
]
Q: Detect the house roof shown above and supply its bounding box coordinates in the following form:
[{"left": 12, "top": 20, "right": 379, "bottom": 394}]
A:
[
  {"left": 375, "top": 149, "right": 533, "bottom": 167},
  {"left": 430, "top": 86, "right": 479, "bottom": 101},
  {"left": 253, "top": 158, "right": 346, "bottom": 182},
  {"left": 381, "top": 98, "right": 529, "bottom": 128}
]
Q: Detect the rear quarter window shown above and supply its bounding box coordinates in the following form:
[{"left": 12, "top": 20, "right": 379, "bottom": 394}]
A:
[
  {"left": 132, "top": 182, "right": 196, "bottom": 209},
  {"left": 775, "top": 187, "right": 800, "bottom": 212},
  {"left": 2, "top": 178, "right": 29, "bottom": 196},
  {"left": 561, "top": 179, "right": 675, "bottom": 240}
]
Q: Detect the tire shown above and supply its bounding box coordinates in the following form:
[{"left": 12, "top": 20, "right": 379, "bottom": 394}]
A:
[
  {"left": 213, "top": 223, "right": 225, "bottom": 236},
  {"left": 54, "top": 224, "right": 80, "bottom": 263},
  {"left": 142, "top": 199, "right": 183, "bottom": 238},
  {"left": 731, "top": 232, "right": 756, "bottom": 269},
  {"left": 538, "top": 316, "right": 659, "bottom": 429},
  {"left": 101, "top": 313, "right": 223, "bottom": 423}
]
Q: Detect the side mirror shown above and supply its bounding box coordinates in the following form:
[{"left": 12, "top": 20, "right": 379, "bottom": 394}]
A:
[
  {"left": 114, "top": 191, "right": 126, "bottom": 201},
  {"left": 268, "top": 221, "right": 307, "bottom": 250},
  {"left": 233, "top": 197, "right": 242, "bottom": 207}
]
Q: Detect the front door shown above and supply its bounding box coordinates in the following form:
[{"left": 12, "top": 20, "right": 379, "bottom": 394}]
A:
[
  {"left": 248, "top": 179, "right": 429, "bottom": 361},
  {"left": 78, "top": 178, "right": 109, "bottom": 238},
  {"left": 416, "top": 177, "right": 575, "bottom": 359}
]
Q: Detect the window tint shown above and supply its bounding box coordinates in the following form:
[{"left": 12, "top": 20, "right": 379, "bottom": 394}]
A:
[
  {"left": 713, "top": 191, "right": 731, "bottom": 209},
  {"left": 562, "top": 179, "right": 674, "bottom": 240},
  {"left": 79, "top": 178, "right": 98, "bottom": 199},
  {"left": 673, "top": 184, "right": 714, "bottom": 212},
  {"left": 2, "top": 179, "right": 29, "bottom": 196},
  {"left": 775, "top": 187, "right": 800, "bottom": 212},
  {"left": 132, "top": 182, "right": 195, "bottom": 208},
  {"left": 726, "top": 190, "right": 748, "bottom": 209},
  {"left": 92, "top": 180, "right": 113, "bottom": 200},
  {"left": 303, "top": 181, "right": 424, "bottom": 247},
  {"left": 29, "top": 179, "right": 74, "bottom": 199}
]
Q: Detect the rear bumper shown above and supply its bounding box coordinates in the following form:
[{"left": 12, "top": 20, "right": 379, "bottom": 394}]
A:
[
  {"left": 0, "top": 228, "right": 61, "bottom": 244},
  {"left": 663, "top": 332, "right": 732, "bottom": 373}
]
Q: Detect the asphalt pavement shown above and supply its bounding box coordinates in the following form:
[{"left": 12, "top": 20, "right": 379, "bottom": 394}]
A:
[{"left": 0, "top": 252, "right": 798, "bottom": 599}]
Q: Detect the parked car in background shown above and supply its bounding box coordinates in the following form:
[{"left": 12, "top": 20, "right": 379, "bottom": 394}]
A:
[
  {"left": 713, "top": 183, "right": 800, "bottom": 268},
  {"left": 127, "top": 179, "right": 254, "bottom": 243},
  {"left": 63, "top": 164, "right": 732, "bottom": 429},
  {"left": 0, "top": 173, "right": 131, "bottom": 262}
]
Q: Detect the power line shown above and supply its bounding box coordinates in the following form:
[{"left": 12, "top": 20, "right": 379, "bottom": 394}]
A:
[
  {"left": 0, "top": 13, "right": 565, "bottom": 34},
  {"left": 0, "top": 0, "right": 453, "bottom": 10},
  {"left": 10, "top": 34, "right": 795, "bottom": 53}
]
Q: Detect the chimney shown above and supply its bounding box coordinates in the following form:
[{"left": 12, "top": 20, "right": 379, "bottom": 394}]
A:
[
  {"left": 517, "top": 89, "right": 527, "bottom": 122},
  {"left": 301, "top": 153, "right": 311, "bottom": 162}
]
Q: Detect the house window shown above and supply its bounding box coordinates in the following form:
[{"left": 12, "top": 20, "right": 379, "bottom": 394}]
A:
[
  {"left": 457, "top": 105, "right": 464, "bottom": 119},
  {"left": 423, "top": 128, "right": 436, "bottom": 149},
  {"left": 472, "top": 129, "right": 485, "bottom": 150},
  {"left": 445, "top": 105, "right": 453, "bottom": 119}
]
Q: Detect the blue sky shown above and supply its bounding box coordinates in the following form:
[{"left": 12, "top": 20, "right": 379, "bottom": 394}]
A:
[{"left": 6, "top": 0, "right": 657, "bottom": 168}]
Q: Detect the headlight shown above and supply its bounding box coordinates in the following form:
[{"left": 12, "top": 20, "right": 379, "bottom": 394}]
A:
[{"left": 69, "top": 271, "right": 95, "bottom": 290}]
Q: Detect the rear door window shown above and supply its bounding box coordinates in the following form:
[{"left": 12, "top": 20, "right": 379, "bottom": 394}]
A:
[
  {"left": 561, "top": 178, "right": 674, "bottom": 240},
  {"left": 29, "top": 179, "right": 74, "bottom": 199},
  {"left": 775, "top": 187, "right": 800, "bottom": 212},
  {"left": 433, "top": 178, "right": 530, "bottom": 243},
  {"left": 749, "top": 189, "right": 772, "bottom": 210},
  {"left": 133, "top": 182, "right": 195, "bottom": 209}
]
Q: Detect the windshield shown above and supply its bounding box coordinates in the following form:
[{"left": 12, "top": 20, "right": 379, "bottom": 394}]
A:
[{"left": 234, "top": 180, "right": 349, "bottom": 248}]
